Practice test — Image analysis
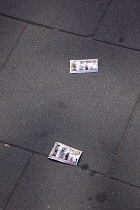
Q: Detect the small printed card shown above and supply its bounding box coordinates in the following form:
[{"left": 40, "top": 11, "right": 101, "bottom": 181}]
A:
[
  {"left": 70, "top": 59, "right": 98, "bottom": 73},
  {"left": 48, "top": 142, "right": 82, "bottom": 166}
]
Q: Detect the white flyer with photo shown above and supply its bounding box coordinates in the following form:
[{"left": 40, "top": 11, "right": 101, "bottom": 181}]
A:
[
  {"left": 48, "top": 142, "right": 82, "bottom": 166},
  {"left": 70, "top": 59, "right": 98, "bottom": 73}
]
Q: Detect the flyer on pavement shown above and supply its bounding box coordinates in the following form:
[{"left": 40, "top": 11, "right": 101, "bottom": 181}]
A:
[
  {"left": 70, "top": 59, "right": 98, "bottom": 73},
  {"left": 48, "top": 142, "right": 82, "bottom": 166}
]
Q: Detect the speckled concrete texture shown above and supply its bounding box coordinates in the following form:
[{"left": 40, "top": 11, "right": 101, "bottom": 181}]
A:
[
  {"left": 94, "top": 0, "right": 140, "bottom": 50},
  {"left": 0, "top": 145, "right": 31, "bottom": 209},
  {"left": 0, "top": 0, "right": 110, "bottom": 36},
  {"left": 0, "top": 25, "right": 140, "bottom": 174},
  {"left": 1, "top": 0, "right": 140, "bottom": 209},
  {"left": 111, "top": 101, "right": 140, "bottom": 187},
  {"left": 0, "top": 16, "right": 25, "bottom": 69},
  {"left": 6, "top": 155, "right": 140, "bottom": 210}
]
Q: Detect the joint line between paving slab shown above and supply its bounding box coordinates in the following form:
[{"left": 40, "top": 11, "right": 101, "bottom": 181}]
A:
[
  {"left": 0, "top": 141, "right": 44, "bottom": 156},
  {"left": 0, "top": 13, "right": 88, "bottom": 38},
  {"left": 96, "top": 171, "right": 140, "bottom": 190},
  {"left": 58, "top": 29, "right": 89, "bottom": 38},
  {"left": 0, "top": 13, "right": 55, "bottom": 30},
  {"left": 1, "top": 13, "right": 140, "bottom": 53},
  {"left": 109, "top": 176, "right": 140, "bottom": 190},
  {"left": 4, "top": 154, "right": 33, "bottom": 210},
  {"left": 81, "top": 168, "right": 140, "bottom": 190},
  {"left": 1, "top": 141, "right": 140, "bottom": 191},
  {"left": 92, "top": 38, "right": 140, "bottom": 53},
  {"left": 107, "top": 92, "right": 140, "bottom": 176},
  {"left": 0, "top": 23, "right": 28, "bottom": 74},
  {"left": 92, "top": 0, "right": 113, "bottom": 38}
]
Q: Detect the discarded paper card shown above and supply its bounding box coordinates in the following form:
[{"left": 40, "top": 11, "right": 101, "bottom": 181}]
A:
[
  {"left": 48, "top": 142, "right": 82, "bottom": 166},
  {"left": 70, "top": 59, "right": 98, "bottom": 73}
]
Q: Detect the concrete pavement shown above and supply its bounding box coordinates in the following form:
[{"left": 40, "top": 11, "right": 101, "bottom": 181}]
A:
[{"left": 0, "top": 0, "right": 140, "bottom": 209}]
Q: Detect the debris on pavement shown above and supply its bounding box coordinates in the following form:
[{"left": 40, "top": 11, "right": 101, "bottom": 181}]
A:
[
  {"left": 70, "top": 59, "right": 98, "bottom": 73},
  {"left": 48, "top": 142, "right": 82, "bottom": 166},
  {"left": 4, "top": 144, "right": 10, "bottom": 147}
]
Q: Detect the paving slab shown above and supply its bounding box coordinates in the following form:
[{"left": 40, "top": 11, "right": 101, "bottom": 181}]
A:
[
  {"left": 0, "top": 0, "right": 110, "bottom": 36},
  {"left": 0, "top": 25, "right": 140, "bottom": 174},
  {"left": 0, "top": 144, "right": 31, "bottom": 210},
  {"left": 0, "top": 16, "right": 25, "bottom": 69},
  {"left": 94, "top": 0, "right": 140, "bottom": 50},
  {"left": 111, "top": 101, "right": 140, "bottom": 187},
  {"left": 6, "top": 155, "right": 140, "bottom": 210}
]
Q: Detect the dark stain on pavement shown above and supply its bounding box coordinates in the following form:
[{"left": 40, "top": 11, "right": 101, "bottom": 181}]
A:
[
  {"left": 99, "top": 2, "right": 105, "bottom": 7},
  {"left": 46, "top": 126, "right": 55, "bottom": 135},
  {"left": 11, "top": 66, "right": 16, "bottom": 70},
  {"left": 95, "top": 192, "right": 108, "bottom": 204},
  {"left": 38, "top": 126, "right": 55, "bottom": 138},
  {"left": 89, "top": 170, "right": 96, "bottom": 176},
  {"left": 56, "top": 101, "right": 67, "bottom": 109},
  {"left": 88, "top": 196, "right": 93, "bottom": 201},
  {"left": 9, "top": 5, "right": 13, "bottom": 10},
  {"left": 26, "top": 176, "right": 31, "bottom": 184},
  {"left": 38, "top": 132, "right": 49, "bottom": 138},
  {"left": 80, "top": 163, "right": 89, "bottom": 169},
  {"left": 119, "top": 37, "right": 124, "bottom": 43},
  {"left": 48, "top": 111, "right": 56, "bottom": 119}
]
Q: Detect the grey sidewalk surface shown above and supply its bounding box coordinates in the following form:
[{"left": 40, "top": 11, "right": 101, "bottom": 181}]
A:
[
  {"left": 95, "top": 0, "right": 140, "bottom": 50},
  {"left": 6, "top": 155, "right": 140, "bottom": 210},
  {"left": 0, "top": 16, "right": 25, "bottom": 69},
  {"left": 0, "top": 0, "right": 140, "bottom": 209},
  {"left": 0, "top": 0, "right": 110, "bottom": 36},
  {"left": 0, "top": 145, "right": 31, "bottom": 210}
]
